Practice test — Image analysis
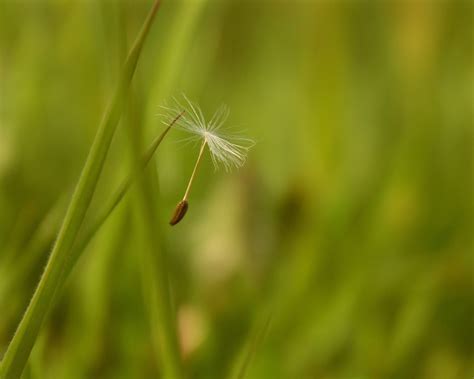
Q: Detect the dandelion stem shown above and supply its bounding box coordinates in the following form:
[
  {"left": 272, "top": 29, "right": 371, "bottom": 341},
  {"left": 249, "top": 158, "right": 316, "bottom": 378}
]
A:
[{"left": 183, "top": 139, "right": 207, "bottom": 201}]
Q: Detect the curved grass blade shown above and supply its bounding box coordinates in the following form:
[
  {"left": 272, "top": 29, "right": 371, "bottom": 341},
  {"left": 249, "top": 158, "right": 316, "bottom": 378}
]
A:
[
  {"left": 0, "top": 2, "right": 162, "bottom": 377},
  {"left": 1, "top": 113, "right": 181, "bottom": 314},
  {"left": 60, "top": 111, "right": 184, "bottom": 287}
]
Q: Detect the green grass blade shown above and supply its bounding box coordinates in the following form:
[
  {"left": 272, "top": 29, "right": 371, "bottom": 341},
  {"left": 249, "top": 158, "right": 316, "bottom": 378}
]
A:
[
  {"left": 123, "top": 87, "right": 183, "bottom": 377},
  {"left": 144, "top": 0, "right": 207, "bottom": 125},
  {"left": 229, "top": 313, "right": 272, "bottom": 379},
  {"left": 135, "top": 169, "right": 184, "bottom": 379},
  {"left": 60, "top": 112, "right": 183, "bottom": 286},
  {"left": 0, "top": 197, "right": 65, "bottom": 308},
  {"left": 0, "top": 119, "right": 175, "bottom": 311},
  {"left": 0, "top": 2, "right": 162, "bottom": 377}
]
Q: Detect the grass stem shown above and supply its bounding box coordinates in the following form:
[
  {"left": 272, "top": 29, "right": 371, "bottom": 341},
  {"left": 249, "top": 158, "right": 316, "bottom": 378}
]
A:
[{"left": 59, "top": 111, "right": 184, "bottom": 292}]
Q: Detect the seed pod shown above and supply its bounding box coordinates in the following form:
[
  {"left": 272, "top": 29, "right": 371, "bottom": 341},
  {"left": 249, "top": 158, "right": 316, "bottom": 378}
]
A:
[{"left": 169, "top": 200, "right": 189, "bottom": 226}]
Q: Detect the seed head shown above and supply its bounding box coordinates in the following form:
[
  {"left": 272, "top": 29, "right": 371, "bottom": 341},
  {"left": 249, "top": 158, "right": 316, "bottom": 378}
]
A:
[
  {"left": 161, "top": 95, "right": 255, "bottom": 226},
  {"left": 169, "top": 200, "right": 189, "bottom": 226},
  {"left": 160, "top": 95, "right": 255, "bottom": 171}
]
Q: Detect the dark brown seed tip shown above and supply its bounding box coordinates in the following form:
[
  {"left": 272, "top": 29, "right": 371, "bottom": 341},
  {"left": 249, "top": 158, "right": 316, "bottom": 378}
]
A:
[{"left": 169, "top": 200, "right": 189, "bottom": 226}]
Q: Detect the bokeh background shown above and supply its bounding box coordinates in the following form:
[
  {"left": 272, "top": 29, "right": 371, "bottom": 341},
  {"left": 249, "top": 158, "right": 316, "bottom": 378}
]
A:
[{"left": 0, "top": 0, "right": 473, "bottom": 378}]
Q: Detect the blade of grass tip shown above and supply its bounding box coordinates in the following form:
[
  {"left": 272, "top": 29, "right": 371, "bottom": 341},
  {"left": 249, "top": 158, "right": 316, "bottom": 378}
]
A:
[
  {"left": 0, "top": 1, "right": 162, "bottom": 377},
  {"left": 58, "top": 111, "right": 184, "bottom": 289},
  {"left": 229, "top": 313, "right": 273, "bottom": 379},
  {"left": 1, "top": 112, "right": 174, "bottom": 303},
  {"left": 2, "top": 109, "right": 177, "bottom": 310}
]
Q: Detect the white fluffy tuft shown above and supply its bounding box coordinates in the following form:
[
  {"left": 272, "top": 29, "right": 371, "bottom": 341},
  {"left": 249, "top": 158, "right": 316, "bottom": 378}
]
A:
[{"left": 159, "top": 95, "right": 255, "bottom": 171}]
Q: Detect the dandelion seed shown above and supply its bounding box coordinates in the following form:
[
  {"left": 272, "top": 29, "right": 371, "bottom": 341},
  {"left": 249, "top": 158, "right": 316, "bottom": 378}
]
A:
[
  {"left": 169, "top": 200, "right": 188, "bottom": 226},
  {"left": 161, "top": 95, "right": 255, "bottom": 226}
]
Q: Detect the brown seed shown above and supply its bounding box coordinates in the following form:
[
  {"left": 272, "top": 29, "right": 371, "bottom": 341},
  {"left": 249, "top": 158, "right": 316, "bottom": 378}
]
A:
[{"left": 169, "top": 200, "right": 189, "bottom": 226}]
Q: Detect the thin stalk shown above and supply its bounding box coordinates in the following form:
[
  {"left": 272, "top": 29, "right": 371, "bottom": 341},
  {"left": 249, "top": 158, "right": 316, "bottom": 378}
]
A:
[
  {"left": 0, "top": 2, "right": 161, "bottom": 377},
  {"left": 1, "top": 114, "right": 181, "bottom": 311},
  {"left": 124, "top": 92, "right": 183, "bottom": 377},
  {"left": 183, "top": 139, "right": 207, "bottom": 201},
  {"left": 169, "top": 139, "right": 207, "bottom": 225},
  {"left": 60, "top": 111, "right": 184, "bottom": 285},
  {"left": 229, "top": 313, "right": 272, "bottom": 379},
  {"left": 137, "top": 185, "right": 184, "bottom": 379}
]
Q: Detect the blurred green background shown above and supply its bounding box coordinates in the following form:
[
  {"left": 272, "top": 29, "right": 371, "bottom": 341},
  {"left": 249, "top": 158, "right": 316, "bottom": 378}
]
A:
[{"left": 0, "top": 0, "right": 473, "bottom": 378}]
